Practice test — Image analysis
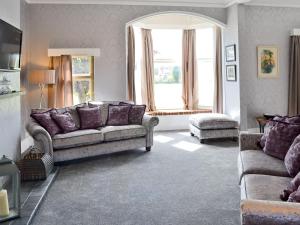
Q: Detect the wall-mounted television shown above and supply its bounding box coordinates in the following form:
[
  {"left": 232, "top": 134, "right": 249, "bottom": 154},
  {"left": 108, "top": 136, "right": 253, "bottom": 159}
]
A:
[{"left": 0, "top": 19, "right": 22, "bottom": 71}]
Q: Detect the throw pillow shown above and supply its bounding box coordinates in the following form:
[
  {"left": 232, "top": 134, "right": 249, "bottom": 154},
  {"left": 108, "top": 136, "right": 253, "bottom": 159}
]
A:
[
  {"left": 119, "top": 102, "right": 146, "bottom": 125},
  {"left": 285, "top": 134, "right": 300, "bottom": 177},
  {"left": 288, "top": 186, "right": 300, "bottom": 202},
  {"left": 76, "top": 106, "right": 102, "bottom": 129},
  {"left": 66, "top": 103, "right": 87, "bottom": 128},
  {"left": 259, "top": 115, "right": 300, "bottom": 148},
  {"left": 106, "top": 105, "right": 131, "bottom": 126},
  {"left": 31, "top": 109, "right": 61, "bottom": 137},
  {"left": 280, "top": 171, "right": 300, "bottom": 201},
  {"left": 88, "top": 102, "right": 109, "bottom": 126},
  {"left": 51, "top": 111, "right": 78, "bottom": 133},
  {"left": 263, "top": 121, "right": 300, "bottom": 160}
]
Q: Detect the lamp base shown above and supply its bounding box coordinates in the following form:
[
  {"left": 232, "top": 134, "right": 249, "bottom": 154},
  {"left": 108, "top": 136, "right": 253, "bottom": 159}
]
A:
[{"left": 0, "top": 209, "right": 20, "bottom": 222}]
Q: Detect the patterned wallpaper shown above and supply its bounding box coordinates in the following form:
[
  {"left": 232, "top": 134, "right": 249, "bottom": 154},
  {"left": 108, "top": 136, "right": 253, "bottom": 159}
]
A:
[
  {"left": 238, "top": 5, "right": 300, "bottom": 129},
  {"left": 27, "top": 4, "right": 226, "bottom": 103}
]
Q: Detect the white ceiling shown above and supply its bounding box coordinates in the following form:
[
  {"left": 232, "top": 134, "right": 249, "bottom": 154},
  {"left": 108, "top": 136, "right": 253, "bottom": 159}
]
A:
[{"left": 25, "top": 0, "right": 300, "bottom": 8}]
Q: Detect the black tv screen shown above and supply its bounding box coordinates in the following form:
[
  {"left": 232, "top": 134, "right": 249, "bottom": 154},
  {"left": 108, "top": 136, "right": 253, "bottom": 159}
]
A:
[{"left": 0, "top": 19, "right": 22, "bottom": 71}]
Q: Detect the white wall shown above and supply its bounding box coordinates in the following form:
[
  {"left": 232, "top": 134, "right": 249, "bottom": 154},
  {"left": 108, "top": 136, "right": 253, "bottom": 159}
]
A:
[
  {"left": 0, "top": 0, "right": 22, "bottom": 185},
  {"left": 238, "top": 5, "right": 300, "bottom": 129},
  {"left": 223, "top": 4, "right": 241, "bottom": 125}
]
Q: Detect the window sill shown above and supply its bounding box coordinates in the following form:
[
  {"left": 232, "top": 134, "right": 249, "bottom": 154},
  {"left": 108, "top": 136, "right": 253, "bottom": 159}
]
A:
[{"left": 146, "top": 109, "right": 212, "bottom": 116}]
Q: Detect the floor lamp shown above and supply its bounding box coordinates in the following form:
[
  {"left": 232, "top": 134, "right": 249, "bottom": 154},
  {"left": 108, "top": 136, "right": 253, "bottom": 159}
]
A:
[{"left": 29, "top": 70, "right": 56, "bottom": 109}]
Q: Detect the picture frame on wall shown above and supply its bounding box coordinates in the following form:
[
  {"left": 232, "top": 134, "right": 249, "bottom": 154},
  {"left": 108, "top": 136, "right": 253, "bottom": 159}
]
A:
[
  {"left": 226, "top": 65, "right": 237, "bottom": 81},
  {"left": 257, "top": 46, "right": 279, "bottom": 79},
  {"left": 225, "top": 44, "right": 236, "bottom": 62}
]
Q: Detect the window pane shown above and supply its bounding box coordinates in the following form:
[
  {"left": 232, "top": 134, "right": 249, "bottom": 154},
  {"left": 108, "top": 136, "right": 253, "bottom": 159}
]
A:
[
  {"left": 72, "top": 56, "right": 91, "bottom": 76},
  {"left": 73, "top": 78, "right": 93, "bottom": 105},
  {"left": 152, "top": 29, "right": 183, "bottom": 110},
  {"left": 197, "top": 28, "right": 215, "bottom": 107}
]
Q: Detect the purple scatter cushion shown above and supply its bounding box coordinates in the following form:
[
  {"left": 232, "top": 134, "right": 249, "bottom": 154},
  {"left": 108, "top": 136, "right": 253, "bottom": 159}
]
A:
[
  {"left": 76, "top": 106, "right": 102, "bottom": 129},
  {"left": 285, "top": 135, "right": 300, "bottom": 177},
  {"left": 263, "top": 121, "right": 300, "bottom": 160},
  {"left": 259, "top": 115, "right": 300, "bottom": 148},
  {"left": 31, "top": 109, "right": 61, "bottom": 137},
  {"left": 280, "top": 171, "right": 300, "bottom": 201},
  {"left": 107, "top": 105, "right": 130, "bottom": 126},
  {"left": 119, "top": 102, "right": 146, "bottom": 125},
  {"left": 288, "top": 186, "right": 300, "bottom": 202},
  {"left": 51, "top": 112, "right": 78, "bottom": 133}
]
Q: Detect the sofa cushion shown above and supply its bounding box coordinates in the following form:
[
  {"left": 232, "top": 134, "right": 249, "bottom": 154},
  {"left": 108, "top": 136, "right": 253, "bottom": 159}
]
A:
[
  {"left": 238, "top": 150, "right": 289, "bottom": 182},
  {"left": 100, "top": 125, "right": 147, "bottom": 142},
  {"left": 263, "top": 122, "right": 300, "bottom": 160},
  {"left": 52, "top": 129, "right": 104, "bottom": 150},
  {"left": 241, "top": 174, "right": 291, "bottom": 201},
  {"left": 51, "top": 111, "right": 78, "bottom": 133},
  {"left": 189, "top": 113, "right": 238, "bottom": 130},
  {"left": 281, "top": 171, "right": 300, "bottom": 201},
  {"left": 119, "top": 102, "right": 146, "bottom": 125},
  {"left": 77, "top": 106, "right": 103, "bottom": 129},
  {"left": 106, "top": 105, "right": 131, "bottom": 126},
  {"left": 65, "top": 103, "right": 87, "bottom": 128},
  {"left": 88, "top": 102, "right": 109, "bottom": 125},
  {"left": 285, "top": 134, "right": 300, "bottom": 177},
  {"left": 31, "top": 109, "right": 61, "bottom": 137}
]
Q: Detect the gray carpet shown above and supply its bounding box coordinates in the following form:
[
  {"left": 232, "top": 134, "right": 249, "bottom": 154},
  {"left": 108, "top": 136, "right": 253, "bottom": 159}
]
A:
[{"left": 31, "top": 131, "right": 240, "bottom": 225}]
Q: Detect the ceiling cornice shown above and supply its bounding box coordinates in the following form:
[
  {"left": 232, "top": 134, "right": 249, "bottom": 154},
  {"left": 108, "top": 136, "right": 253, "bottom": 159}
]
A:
[
  {"left": 245, "top": 0, "right": 300, "bottom": 8},
  {"left": 25, "top": 0, "right": 240, "bottom": 8}
]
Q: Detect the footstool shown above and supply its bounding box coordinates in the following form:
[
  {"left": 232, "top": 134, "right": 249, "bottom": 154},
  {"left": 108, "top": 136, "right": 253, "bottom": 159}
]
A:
[{"left": 189, "top": 113, "right": 239, "bottom": 143}]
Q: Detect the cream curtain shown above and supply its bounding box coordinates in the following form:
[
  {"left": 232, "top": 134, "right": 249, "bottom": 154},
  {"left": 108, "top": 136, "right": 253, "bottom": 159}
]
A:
[
  {"left": 182, "top": 29, "right": 198, "bottom": 110},
  {"left": 288, "top": 36, "right": 300, "bottom": 116},
  {"left": 127, "top": 26, "right": 136, "bottom": 103},
  {"left": 48, "top": 55, "right": 73, "bottom": 108},
  {"left": 141, "top": 28, "right": 156, "bottom": 111},
  {"left": 213, "top": 26, "right": 223, "bottom": 113}
]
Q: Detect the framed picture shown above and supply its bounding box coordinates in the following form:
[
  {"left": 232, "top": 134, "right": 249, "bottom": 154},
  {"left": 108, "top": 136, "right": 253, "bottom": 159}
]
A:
[
  {"left": 226, "top": 45, "right": 236, "bottom": 62},
  {"left": 226, "top": 65, "right": 237, "bottom": 81},
  {"left": 257, "top": 46, "right": 279, "bottom": 78}
]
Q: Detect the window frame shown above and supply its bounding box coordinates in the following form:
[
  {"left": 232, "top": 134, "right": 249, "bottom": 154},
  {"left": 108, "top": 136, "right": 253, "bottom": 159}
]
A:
[{"left": 72, "top": 56, "right": 95, "bottom": 103}]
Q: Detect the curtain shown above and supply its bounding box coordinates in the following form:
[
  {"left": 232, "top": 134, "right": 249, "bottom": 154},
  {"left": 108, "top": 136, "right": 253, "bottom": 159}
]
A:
[
  {"left": 182, "top": 29, "right": 198, "bottom": 110},
  {"left": 127, "top": 26, "right": 136, "bottom": 103},
  {"left": 213, "top": 26, "right": 223, "bottom": 113},
  {"left": 288, "top": 36, "right": 300, "bottom": 116},
  {"left": 141, "top": 28, "right": 156, "bottom": 111},
  {"left": 48, "top": 55, "right": 73, "bottom": 108}
]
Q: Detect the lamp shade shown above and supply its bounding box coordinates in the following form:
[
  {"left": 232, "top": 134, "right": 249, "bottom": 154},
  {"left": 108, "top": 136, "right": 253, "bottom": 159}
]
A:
[{"left": 29, "top": 70, "right": 56, "bottom": 85}]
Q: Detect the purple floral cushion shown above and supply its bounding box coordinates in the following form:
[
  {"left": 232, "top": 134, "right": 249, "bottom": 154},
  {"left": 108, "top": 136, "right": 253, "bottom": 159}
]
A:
[
  {"left": 280, "top": 171, "right": 300, "bottom": 201},
  {"left": 76, "top": 106, "right": 102, "bottom": 129},
  {"left": 119, "top": 102, "right": 146, "bottom": 125},
  {"left": 31, "top": 109, "right": 61, "bottom": 137},
  {"left": 51, "top": 111, "right": 78, "bottom": 133},
  {"left": 263, "top": 121, "right": 300, "bottom": 160},
  {"left": 259, "top": 115, "right": 300, "bottom": 148},
  {"left": 288, "top": 186, "right": 300, "bottom": 202},
  {"left": 285, "top": 135, "right": 300, "bottom": 177},
  {"left": 106, "top": 105, "right": 131, "bottom": 126}
]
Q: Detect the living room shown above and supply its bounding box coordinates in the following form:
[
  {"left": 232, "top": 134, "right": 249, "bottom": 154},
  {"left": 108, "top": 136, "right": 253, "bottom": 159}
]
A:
[{"left": 1, "top": 0, "right": 300, "bottom": 224}]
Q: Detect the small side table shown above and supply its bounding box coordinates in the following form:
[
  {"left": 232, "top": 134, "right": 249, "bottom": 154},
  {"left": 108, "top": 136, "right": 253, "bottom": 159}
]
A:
[{"left": 256, "top": 117, "right": 268, "bottom": 133}]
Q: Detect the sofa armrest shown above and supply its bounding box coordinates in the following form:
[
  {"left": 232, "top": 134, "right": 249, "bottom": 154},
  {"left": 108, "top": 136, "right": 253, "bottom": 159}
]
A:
[
  {"left": 26, "top": 118, "right": 53, "bottom": 156},
  {"left": 239, "top": 132, "right": 263, "bottom": 151},
  {"left": 142, "top": 115, "right": 159, "bottom": 147},
  {"left": 241, "top": 199, "right": 300, "bottom": 225}
]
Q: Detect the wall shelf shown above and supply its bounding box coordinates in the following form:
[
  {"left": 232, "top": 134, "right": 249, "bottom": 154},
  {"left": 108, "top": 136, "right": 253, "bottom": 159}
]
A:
[{"left": 0, "top": 91, "right": 24, "bottom": 100}]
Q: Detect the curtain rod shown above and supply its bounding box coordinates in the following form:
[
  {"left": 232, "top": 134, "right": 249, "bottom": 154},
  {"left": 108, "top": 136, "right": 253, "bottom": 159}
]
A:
[{"left": 291, "top": 29, "right": 300, "bottom": 36}]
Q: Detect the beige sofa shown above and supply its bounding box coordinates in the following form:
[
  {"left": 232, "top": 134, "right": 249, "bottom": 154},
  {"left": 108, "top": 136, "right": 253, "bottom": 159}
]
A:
[
  {"left": 27, "top": 101, "right": 159, "bottom": 163},
  {"left": 238, "top": 132, "right": 300, "bottom": 225}
]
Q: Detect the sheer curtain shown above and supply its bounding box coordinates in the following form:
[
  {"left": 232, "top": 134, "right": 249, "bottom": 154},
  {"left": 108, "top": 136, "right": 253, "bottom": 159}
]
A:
[
  {"left": 213, "top": 26, "right": 223, "bottom": 113},
  {"left": 127, "top": 25, "right": 136, "bottom": 103},
  {"left": 48, "top": 55, "right": 73, "bottom": 108},
  {"left": 141, "top": 28, "right": 156, "bottom": 111},
  {"left": 288, "top": 36, "right": 300, "bottom": 116},
  {"left": 182, "top": 29, "right": 198, "bottom": 110}
]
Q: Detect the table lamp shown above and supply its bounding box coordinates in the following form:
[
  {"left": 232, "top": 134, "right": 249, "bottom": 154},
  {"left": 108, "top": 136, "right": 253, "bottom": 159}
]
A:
[{"left": 29, "top": 70, "right": 55, "bottom": 109}]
